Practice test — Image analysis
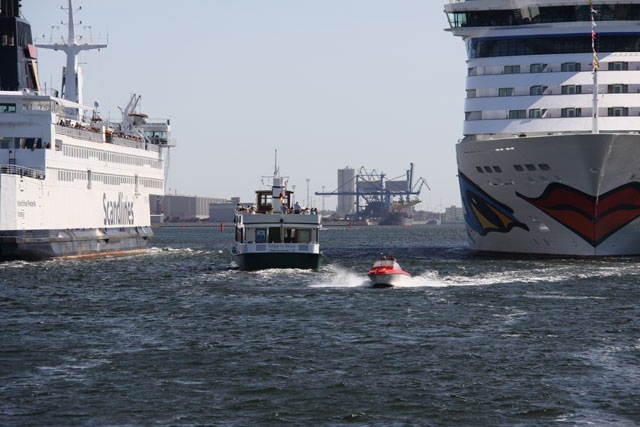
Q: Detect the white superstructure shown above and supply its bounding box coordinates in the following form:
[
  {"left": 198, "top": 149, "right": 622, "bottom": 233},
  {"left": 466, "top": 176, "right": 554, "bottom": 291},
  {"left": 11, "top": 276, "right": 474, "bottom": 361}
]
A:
[
  {"left": 0, "top": 0, "right": 173, "bottom": 260},
  {"left": 445, "top": 1, "right": 640, "bottom": 256}
]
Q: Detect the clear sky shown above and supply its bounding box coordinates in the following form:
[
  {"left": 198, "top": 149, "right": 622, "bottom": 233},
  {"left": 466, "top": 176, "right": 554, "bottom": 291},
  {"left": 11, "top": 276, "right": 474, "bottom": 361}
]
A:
[{"left": 22, "top": 1, "right": 467, "bottom": 212}]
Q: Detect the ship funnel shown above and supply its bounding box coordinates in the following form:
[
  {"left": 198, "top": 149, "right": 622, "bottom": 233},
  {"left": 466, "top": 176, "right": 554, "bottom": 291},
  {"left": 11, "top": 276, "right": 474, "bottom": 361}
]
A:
[
  {"left": 0, "top": 0, "right": 41, "bottom": 91},
  {"left": 0, "top": 0, "right": 20, "bottom": 18}
]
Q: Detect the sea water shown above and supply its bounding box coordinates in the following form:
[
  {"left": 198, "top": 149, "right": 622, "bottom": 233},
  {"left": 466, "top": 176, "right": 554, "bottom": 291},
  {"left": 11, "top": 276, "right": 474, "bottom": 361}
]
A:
[{"left": 1, "top": 225, "right": 639, "bottom": 426}]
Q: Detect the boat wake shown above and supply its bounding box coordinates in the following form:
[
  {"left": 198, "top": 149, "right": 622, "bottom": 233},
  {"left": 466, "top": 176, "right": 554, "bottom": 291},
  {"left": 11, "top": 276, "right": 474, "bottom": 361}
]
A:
[
  {"left": 312, "top": 262, "right": 638, "bottom": 289},
  {"left": 313, "top": 265, "right": 447, "bottom": 289}
]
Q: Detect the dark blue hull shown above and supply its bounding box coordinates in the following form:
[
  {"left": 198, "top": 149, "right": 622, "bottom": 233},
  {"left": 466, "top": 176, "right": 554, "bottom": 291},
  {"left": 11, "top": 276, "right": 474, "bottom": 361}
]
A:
[
  {"left": 0, "top": 227, "right": 153, "bottom": 261},
  {"left": 235, "top": 252, "right": 322, "bottom": 271}
]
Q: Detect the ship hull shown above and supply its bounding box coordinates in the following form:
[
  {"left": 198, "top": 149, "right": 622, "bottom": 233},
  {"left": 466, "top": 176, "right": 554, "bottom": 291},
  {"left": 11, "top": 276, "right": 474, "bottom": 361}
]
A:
[
  {"left": 368, "top": 272, "right": 410, "bottom": 288},
  {"left": 235, "top": 251, "right": 322, "bottom": 271},
  {"left": 0, "top": 150, "right": 160, "bottom": 261},
  {"left": 379, "top": 214, "right": 413, "bottom": 226},
  {"left": 0, "top": 227, "right": 151, "bottom": 261},
  {"left": 457, "top": 133, "right": 640, "bottom": 256}
]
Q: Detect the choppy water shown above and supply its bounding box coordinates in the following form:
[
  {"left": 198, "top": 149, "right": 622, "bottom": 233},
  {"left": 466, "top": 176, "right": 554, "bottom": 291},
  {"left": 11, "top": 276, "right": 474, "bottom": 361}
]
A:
[{"left": 1, "top": 225, "right": 639, "bottom": 426}]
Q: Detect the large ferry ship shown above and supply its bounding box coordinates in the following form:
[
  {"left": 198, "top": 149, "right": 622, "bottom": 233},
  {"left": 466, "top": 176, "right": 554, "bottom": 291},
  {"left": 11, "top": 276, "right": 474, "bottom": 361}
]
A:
[
  {"left": 445, "top": 0, "right": 640, "bottom": 256},
  {"left": 0, "top": 0, "right": 173, "bottom": 260}
]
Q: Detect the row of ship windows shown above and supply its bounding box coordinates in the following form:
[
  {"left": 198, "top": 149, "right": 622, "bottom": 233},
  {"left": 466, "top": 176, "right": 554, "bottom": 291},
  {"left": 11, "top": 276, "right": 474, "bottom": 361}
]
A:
[
  {"left": 448, "top": 5, "right": 640, "bottom": 29},
  {"left": 476, "top": 164, "right": 551, "bottom": 174},
  {"left": 0, "top": 137, "right": 46, "bottom": 150},
  {"left": 1, "top": 101, "right": 55, "bottom": 113},
  {"left": 56, "top": 170, "right": 164, "bottom": 189},
  {"left": 470, "top": 84, "right": 633, "bottom": 98},
  {"left": 470, "top": 35, "right": 640, "bottom": 59},
  {"left": 60, "top": 141, "right": 162, "bottom": 169},
  {"left": 466, "top": 107, "right": 633, "bottom": 120},
  {"left": 469, "top": 62, "right": 632, "bottom": 76}
]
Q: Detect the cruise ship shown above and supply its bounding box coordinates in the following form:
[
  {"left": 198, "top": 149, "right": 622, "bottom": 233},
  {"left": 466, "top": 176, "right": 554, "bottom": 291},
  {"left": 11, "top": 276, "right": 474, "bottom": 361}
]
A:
[
  {"left": 445, "top": 1, "right": 640, "bottom": 256},
  {"left": 0, "top": 0, "right": 173, "bottom": 260}
]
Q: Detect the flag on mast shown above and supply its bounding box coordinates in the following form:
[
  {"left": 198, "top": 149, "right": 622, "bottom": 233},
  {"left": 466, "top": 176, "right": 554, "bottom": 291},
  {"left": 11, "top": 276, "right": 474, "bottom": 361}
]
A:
[{"left": 589, "top": 0, "right": 599, "bottom": 71}]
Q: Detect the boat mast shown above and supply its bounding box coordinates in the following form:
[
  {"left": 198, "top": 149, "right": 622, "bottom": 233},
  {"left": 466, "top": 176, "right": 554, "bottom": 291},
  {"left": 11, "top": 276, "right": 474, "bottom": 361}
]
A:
[
  {"left": 273, "top": 149, "right": 280, "bottom": 177},
  {"left": 37, "top": 0, "right": 107, "bottom": 119},
  {"left": 590, "top": 0, "right": 600, "bottom": 134}
]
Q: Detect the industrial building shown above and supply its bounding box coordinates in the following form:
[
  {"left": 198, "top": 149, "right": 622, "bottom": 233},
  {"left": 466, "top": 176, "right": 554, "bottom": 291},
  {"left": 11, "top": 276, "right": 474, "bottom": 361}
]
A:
[
  {"left": 336, "top": 167, "right": 356, "bottom": 217},
  {"left": 150, "top": 194, "right": 228, "bottom": 222}
]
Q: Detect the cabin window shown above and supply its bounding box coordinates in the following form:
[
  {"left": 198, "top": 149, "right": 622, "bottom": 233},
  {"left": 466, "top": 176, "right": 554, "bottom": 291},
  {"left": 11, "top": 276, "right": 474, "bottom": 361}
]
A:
[
  {"left": 0, "top": 103, "right": 16, "bottom": 113},
  {"left": 529, "top": 109, "right": 542, "bottom": 118},
  {"left": 561, "top": 85, "right": 581, "bottom": 94},
  {"left": 530, "top": 63, "right": 546, "bottom": 73},
  {"left": 504, "top": 65, "right": 520, "bottom": 74},
  {"left": 466, "top": 111, "right": 482, "bottom": 121},
  {"left": 608, "top": 62, "right": 628, "bottom": 71},
  {"left": 296, "top": 229, "right": 311, "bottom": 243},
  {"left": 608, "top": 107, "right": 628, "bottom": 116},
  {"left": 530, "top": 85, "right": 545, "bottom": 95},
  {"left": 561, "top": 108, "right": 582, "bottom": 117},
  {"left": 508, "top": 110, "right": 526, "bottom": 119},
  {"left": 499, "top": 87, "right": 515, "bottom": 97},
  {"left": 608, "top": 84, "right": 628, "bottom": 93},
  {"left": 255, "top": 229, "right": 266, "bottom": 243},
  {"left": 561, "top": 62, "right": 581, "bottom": 72},
  {"left": 22, "top": 138, "right": 42, "bottom": 150},
  {"left": 284, "top": 229, "right": 295, "bottom": 243},
  {"left": 268, "top": 227, "right": 281, "bottom": 243}
]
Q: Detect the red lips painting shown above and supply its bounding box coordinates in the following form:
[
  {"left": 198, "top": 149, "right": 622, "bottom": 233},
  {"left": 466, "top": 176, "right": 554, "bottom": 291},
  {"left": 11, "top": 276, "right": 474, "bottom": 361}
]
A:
[{"left": 518, "top": 182, "right": 640, "bottom": 247}]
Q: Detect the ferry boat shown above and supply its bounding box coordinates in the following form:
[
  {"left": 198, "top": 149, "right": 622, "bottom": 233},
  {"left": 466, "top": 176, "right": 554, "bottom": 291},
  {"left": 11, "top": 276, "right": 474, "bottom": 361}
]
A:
[
  {"left": 0, "top": 0, "right": 173, "bottom": 260},
  {"left": 368, "top": 256, "right": 411, "bottom": 288},
  {"left": 232, "top": 161, "right": 322, "bottom": 270},
  {"left": 445, "top": 0, "right": 640, "bottom": 256}
]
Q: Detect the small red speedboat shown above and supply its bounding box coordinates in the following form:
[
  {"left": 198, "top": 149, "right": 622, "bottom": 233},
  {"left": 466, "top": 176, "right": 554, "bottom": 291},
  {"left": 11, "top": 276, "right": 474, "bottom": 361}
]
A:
[{"left": 368, "top": 256, "right": 411, "bottom": 288}]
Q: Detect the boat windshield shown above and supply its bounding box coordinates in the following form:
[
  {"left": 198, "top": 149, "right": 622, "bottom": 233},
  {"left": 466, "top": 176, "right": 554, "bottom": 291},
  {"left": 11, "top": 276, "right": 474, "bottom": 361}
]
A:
[{"left": 373, "top": 259, "right": 399, "bottom": 268}]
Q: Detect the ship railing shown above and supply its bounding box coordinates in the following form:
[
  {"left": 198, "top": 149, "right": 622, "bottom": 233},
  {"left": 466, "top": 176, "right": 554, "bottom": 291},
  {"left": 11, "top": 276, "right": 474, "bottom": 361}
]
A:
[
  {"left": 0, "top": 164, "right": 45, "bottom": 180},
  {"left": 55, "top": 124, "right": 104, "bottom": 143},
  {"left": 110, "top": 136, "right": 161, "bottom": 152},
  {"left": 54, "top": 124, "right": 161, "bottom": 152}
]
